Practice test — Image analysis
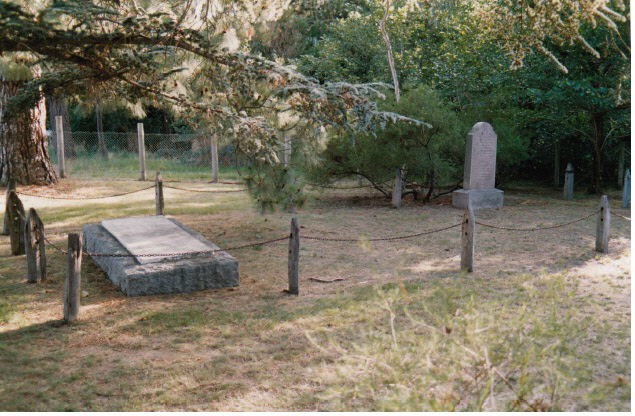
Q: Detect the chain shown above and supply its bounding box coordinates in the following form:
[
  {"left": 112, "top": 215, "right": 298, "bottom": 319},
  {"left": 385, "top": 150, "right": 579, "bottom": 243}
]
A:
[
  {"left": 475, "top": 210, "right": 599, "bottom": 231},
  {"left": 303, "top": 222, "right": 463, "bottom": 242},
  {"left": 84, "top": 235, "right": 290, "bottom": 258},
  {"left": 162, "top": 185, "right": 246, "bottom": 193},
  {"left": 16, "top": 185, "right": 155, "bottom": 200},
  {"left": 613, "top": 211, "right": 631, "bottom": 221},
  {"left": 43, "top": 234, "right": 68, "bottom": 255}
]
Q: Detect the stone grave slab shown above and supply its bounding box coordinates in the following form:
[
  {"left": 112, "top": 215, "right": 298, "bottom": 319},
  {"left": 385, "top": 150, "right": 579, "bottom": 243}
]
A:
[{"left": 83, "top": 216, "right": 239, "bottom": 296}]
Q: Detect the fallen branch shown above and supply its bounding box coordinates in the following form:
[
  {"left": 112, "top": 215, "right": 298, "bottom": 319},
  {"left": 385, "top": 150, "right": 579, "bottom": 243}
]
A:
[{"left": 308, "top": 277, "right": 346, "bottom": 283}]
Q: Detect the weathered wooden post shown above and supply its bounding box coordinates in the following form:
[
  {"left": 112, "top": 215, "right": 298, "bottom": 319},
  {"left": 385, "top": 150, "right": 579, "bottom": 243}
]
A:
[
  {"left": 211, "top": 135, "right": 219, "bottom": 183},
  {"left": 622, "top": 168, "right": 630, "bottom": 209},
  {"left": 595, "top": 195, "right": 610, "bottom": 253},
  {"left": 7, "top": 190, "right": 25, "bottom": 255},
  {"left": 288, "top": 217, "right": 300, "bottom": 295},
  {"left": 155, "top": 171, "right": 165, "bottom": 215},
  {"left": 563, "top": 163, "right": 574, "bottom": 201},
  {"left": 553, "top": 139, "right": 560, "bottom": 189},
  {"left": 391, "top": 167, "right": 403, "bottom": 208},
  {"left": 137, "top": 123, "right": 146, "bottom": 181},
  {"left": 617, "top": 141, "right": 625, "bottom": 188},
  {"left": 25, "top": 208, "right": 46, "bottom": 283},
  {"left": 55, "top": 115, "right": 66, "bottom": 178},
  {"left": 64, "top": 233, "right": 82, "bottom": 323},
  {"left": 2, "top": 177, "right": 16, "bottom": 236},
  {"left": 461, "top": 204, "right": 475, "bottom": 272}
]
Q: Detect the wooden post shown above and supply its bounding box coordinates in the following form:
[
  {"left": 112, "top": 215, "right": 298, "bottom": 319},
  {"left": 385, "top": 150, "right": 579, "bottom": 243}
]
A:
[
  {"left": 461, "top": 204, "right": 475, "bottom": 272},
  {"left": 391, "top": 167, "right": 402, "bottom": 208},
  {"left": 2, "top": 177, "right": 16, "bottom": 236},
  {"left": 622, "top": 168, "right": 630, "bottom": 209},
  {"left": 137, "top": 123, "right": 146, "bottom": 181},
  {"left": 553, "top": 139, "right": 560, "bottom": 189},
  {"left": 7, "top": 190, "right": 25, "bottom": 255},
  {"left": 563, "top": 163, "right": 574, "bottom": 201},
  {"left": 64, "top": 233, "right": 82, "bottom": 323},
  {"left": 211, "top": 134, "right": 219, "bottom": 183},
  {"left": 155, "top": 171, "right": 165, "bottom": 215},
  {"left": 55, "top": 115, "right": 66, "bottom": 178},
  {"left": 595, "top": 195, "right": 610, "bottom": 253},
  {"left": 288, "top": 217, "right": 300, "bottom": 295},
  {"left": 617, "top": 142, "right": 625, "bottom": 188},
  {"left": 25, "top": 208, "right": 46, "bottom": 283}
]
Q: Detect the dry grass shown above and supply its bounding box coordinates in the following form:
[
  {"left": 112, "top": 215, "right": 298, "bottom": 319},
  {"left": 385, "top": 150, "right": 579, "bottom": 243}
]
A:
[{"left": 0, "top": 178, "right": 630, "bottom": 411}]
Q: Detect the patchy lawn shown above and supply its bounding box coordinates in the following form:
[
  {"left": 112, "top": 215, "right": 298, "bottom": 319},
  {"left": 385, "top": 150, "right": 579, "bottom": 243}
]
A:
[{"left": 0, "top": 178, "right": 630, "bottom": 411}]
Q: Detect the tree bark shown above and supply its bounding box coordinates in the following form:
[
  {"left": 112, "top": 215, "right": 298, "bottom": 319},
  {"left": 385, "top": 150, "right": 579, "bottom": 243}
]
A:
[
  {"left": 0, "top": 71, "right": 57, "bottom": 185},
  {"left": 47, "top": 95, "right": 75, "bottom": 158},
  {"left": 95, "top": 100, "right": 108, "bottom": 159},
  {"left": 589, "top": 112, "right": 606, "bottom": 194}
]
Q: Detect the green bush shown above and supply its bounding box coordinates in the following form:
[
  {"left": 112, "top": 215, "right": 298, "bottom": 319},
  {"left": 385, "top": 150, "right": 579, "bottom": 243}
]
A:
[{"left": 306, "top": 86, "right": 467, "bottom": 198}]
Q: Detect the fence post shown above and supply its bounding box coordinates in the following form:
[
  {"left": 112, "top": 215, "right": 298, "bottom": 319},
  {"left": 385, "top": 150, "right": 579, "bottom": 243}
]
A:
[
  {"left": 25, "top": 208, "right": 46, "bottom": 283},
  {"left": 137, "top": 123, "right": 146, "bottom": 181},
  {"left": 2, "top": 177, "right": 16, "bottom": 236},
  {"left": 563, "top": 163, "right": 574, "bottom": 201},
  {"left": 617, "top": 141, "right": 625, "bottom": 188},
  {"left": 622, "top": 168, "right": 630, "bottom": 209},
  {"left": 211, "top": 134, "right": 219, "bottom": 183},
  {"left": 55, "top": 115, "right": 66, "bottom": 178},
  {"left": 7, "top": 190, "right": 25, "bottom": 255},
  {"left": 288, "top": 217, "right": 300, "bottom": 295},
  {"left": 391, "top": 167, "right": 402, "bottom": 208},
  {"left": 155, "top": 171, "right": 165, "bottom": 215},
  {"left": 64, "top": 233, "right": 82, "bottom": 323},
  {"left": 461, "top": 204, "right": 475, "bottom": 272},
  {"left": 553, "top": 139, "right": 560, "bottom": 189},
  {"left": 595, "top": 195, "right": 610, "bottom": 253}
]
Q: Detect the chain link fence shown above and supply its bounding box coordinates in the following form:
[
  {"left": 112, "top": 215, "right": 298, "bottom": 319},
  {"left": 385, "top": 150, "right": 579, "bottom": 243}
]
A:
[{"left": 47, "top": 131, "right": 246, "bottom": 180}]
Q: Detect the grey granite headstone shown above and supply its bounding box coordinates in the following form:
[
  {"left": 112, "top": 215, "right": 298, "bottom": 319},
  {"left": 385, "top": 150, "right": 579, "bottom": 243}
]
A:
[
  {"left": 83, "top": 216, "right": 239, "bottom": 296},
  {"left": 452, "top": 122, "right": 504, "bottom": 209}
]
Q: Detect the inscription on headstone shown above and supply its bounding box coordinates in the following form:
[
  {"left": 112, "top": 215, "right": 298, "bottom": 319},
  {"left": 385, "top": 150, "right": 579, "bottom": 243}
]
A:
[
  {"left": 452, "top": 122, "right": 504, "bottom": 209},
  {"left": 463, "top": 123, "right": 497, "bottom": 190}
]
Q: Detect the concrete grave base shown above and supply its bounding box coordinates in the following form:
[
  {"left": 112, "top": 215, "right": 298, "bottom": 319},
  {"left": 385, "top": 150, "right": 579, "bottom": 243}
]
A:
[
  {"left": 452, "top": 188, "right": 504, "bottom": 210},
  {"left": 83, "top": 217, "right": 239, "bottom": 296}
]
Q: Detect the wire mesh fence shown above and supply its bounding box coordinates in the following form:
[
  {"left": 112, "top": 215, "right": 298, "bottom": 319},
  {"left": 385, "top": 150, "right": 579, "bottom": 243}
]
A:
[{"left": 47, "top": 131, "right": 246, "bottom": 180}]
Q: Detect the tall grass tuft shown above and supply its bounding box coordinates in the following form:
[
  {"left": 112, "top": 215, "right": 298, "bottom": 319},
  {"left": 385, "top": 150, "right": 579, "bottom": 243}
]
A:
[{"left": 307, "top": 275, "right": 595, "bottom": 411}]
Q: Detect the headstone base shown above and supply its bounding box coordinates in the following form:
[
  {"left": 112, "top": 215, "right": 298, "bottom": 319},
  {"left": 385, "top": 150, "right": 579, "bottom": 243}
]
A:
[
  {"left": 83, "top": 218, "right": 239, "bottom": 296},
  {"left": 452, "top": 189, "right": 504, "bottom": 210}
]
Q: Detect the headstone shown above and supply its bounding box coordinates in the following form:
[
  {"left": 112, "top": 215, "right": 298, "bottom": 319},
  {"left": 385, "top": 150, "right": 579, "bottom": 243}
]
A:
[
  {"left": 622, "top": 168, "right": 630, "bottom": 209},
  {"left": 83, "top": 216, "right": 239, "bottom": 296},
  {"left": 564, "top": 163, "right": 574, "bottom": 201},
  {"left": 452, "top": 122, "right": 504, "bottom": 209}
]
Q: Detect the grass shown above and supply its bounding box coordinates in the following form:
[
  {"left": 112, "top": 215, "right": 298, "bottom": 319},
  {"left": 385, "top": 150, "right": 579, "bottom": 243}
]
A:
[
  {"left": 50, "top": 152, "right": 242, "bottom": 181},
  {"left": 0, "top": 177, "right": 630, "bottom": 411}
]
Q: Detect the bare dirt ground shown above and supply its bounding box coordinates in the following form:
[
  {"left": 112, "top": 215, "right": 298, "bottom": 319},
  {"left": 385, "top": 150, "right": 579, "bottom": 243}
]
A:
[{"left": 0, "top": 179, "right": 630, "bottom": 411}]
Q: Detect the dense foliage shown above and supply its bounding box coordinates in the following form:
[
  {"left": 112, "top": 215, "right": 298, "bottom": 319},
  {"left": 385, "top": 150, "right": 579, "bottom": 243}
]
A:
[{"left": 0, "top": 0, "right": 630, "bottom": 197}]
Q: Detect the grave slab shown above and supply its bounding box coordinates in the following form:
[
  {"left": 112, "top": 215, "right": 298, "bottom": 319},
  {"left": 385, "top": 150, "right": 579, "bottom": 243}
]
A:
[{"left": 83, "top": 216, "right": 239, "bottom": 296}]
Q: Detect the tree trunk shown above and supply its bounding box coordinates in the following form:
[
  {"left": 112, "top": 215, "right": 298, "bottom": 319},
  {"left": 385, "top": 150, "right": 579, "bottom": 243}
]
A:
[
  {"left": 95, "top": 100, "right": 108, "bottom": 159},
  {"left": 0, "top": 72, "right": 57, "bottom": 185},
  {"left": 47, "top": 95, "right": 75, "bottom": 158},
  {"left": 589, "top": 112, "right": 606, "bottom": 194}
]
